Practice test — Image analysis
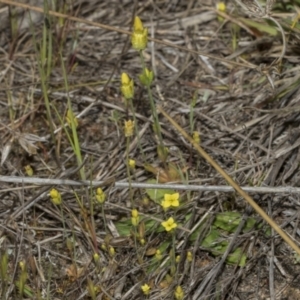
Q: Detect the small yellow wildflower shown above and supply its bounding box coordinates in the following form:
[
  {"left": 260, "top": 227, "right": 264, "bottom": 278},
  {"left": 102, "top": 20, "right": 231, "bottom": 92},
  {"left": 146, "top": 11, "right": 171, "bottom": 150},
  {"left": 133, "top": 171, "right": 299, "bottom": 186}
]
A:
[
  {"left": 216, "top": 2, "right": 226, "bottom": 22},
  {"left": 50, "top": 188, "right": 62, "bottom": 205},
  {"left": 176, "top": 255, "right": 181, "bottom": 263},
  {"left": 131, "top": 209, "right": 140, "bottom": 226},
  {"left": 192, "top": 131, "right": 200, "bottom": 144},
  {"left": 24, "top": 165, "right": 33, "bottom": 176},
  {"left": 95, "top": 188, "right": 106, "bottom": 204},
  {"left": 120, "top": 73, "right": 134, "bottom": 99},
  {"left": 140, "top": 238, "right": 146, "bottom": 245},
  {"left": 124, "top": 120, "right": 134, "bottom": 137},
  {"left": 128, "top": 159, "right": 136, "bottom": 169},
  {"left": 161, "top": 217, "right": 177, "bottom": 232},
  {"left": 131, "top": 209, "right": 139, "bottom": 218},
  {"left": 66, "top": 109, "right": 78, "bottom": 128},
  {"left": 93, "top": 253, "right": 100, "bottom": 263},
  {"left": 109, "top": 246, "right": 115, "bottom": 257},
  {"left": 161, "top": 193, "right": 179, "bottom": 209},
  {"left": 187, "top": 251, "right": 193, "bottom": 262},
  {"left": 141, "top": 283, "right": 151, "bottom": 296},
  {"left": 131, "top": 16, "right": 148, "bottom": 50},
  {"left": 19, "top": 261, "right": 26, "bottom": 271},
  {"left": 216, "top": 2, "right": 226, "bottom": 12},
  {"left": 139, "top": 68, "right": 154, "bottom": 86},
  {"left": 174, "top": 285, "right": 184, "bottom": 300}
]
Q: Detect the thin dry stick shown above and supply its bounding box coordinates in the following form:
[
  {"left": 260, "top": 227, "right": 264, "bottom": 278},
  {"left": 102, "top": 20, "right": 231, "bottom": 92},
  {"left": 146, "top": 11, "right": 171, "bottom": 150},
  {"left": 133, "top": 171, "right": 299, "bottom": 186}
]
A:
[{"left": 157, "top": 105, "right": 300, "bottom": 256}]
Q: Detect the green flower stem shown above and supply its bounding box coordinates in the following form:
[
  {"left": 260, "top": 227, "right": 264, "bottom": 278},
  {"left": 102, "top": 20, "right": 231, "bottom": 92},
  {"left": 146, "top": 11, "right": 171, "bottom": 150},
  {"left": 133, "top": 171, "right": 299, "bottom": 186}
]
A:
[
  {"left": 171, "top": 230, "right": 176, "bottom": 275},
  {"left": 126, "top": 137, "right": 133, "bottom": 206},
  {"left": 128, "top": 98, "right": 145, "bottom": 160},
  {"left": 139, "top": 51, "right": 164, "bottom": 147}
]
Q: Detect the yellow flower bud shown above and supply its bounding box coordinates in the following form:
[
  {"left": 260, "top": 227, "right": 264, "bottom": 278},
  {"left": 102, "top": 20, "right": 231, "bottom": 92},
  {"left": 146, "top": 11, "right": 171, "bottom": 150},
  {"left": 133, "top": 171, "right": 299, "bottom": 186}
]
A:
[
  {"left": 131, "top": 16, "right": 148, "bottom": 51},
  {"left": 131, "top": 208, "right": 140, "bottom": 226},
  {"left": 128, "top": 159, "right": 136, "bottom": 169},
  {"left": 124, "top": 120, "right": 134, "bottom": 137},
  {"left": 174, "top": 285, "right": 184, "bottom": 300},
  {"left": 131, "top": 209, "right": 139, "bottom": 218},
  {"left": 141, "top": 283, "right": 151, "bottom": 295},
  {"left": 187, "top": 251, "right": 193, "bottom": 262},
  {"left": 121, "top": 73, "right": 134, "bottom": 99},
  {"left": 131, "top": 217, "right": 139, "bottom": 227},
  {"left": 216, "top": 2, "right": 226, "bottom": 22},
  {"left": 93, "top": 253, "right": 100, "bottom": 263},
  {"left": 49, "top": 188, "right": 62, "bottom": 205},
  {"left": 139, "top": 68, "right": 154, "bottom": 86},
  {"left": 24, "top": 165, "right": 33, "bottom": 176},
  {"left": 66, "top": 109, "right": 78, "bottom": 128},
  {"left": 109, "top": 246, "right": 115, "bottom": 257},
  {"left": 192, "top": 131, "right": 200, "bottom": 144},
  {"left": 95, "top": 188, "right": 106, "bottom": 204},
  {"left": 216, "top": 2, "right": 226, "bottom": 12}
]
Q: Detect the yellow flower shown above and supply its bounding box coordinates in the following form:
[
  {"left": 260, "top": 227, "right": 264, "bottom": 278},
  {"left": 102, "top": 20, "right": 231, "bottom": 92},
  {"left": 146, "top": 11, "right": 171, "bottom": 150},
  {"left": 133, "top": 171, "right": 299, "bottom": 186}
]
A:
[
  {"left": 192, "top": 131, "right": 200, "bottom": 144},
  {"left": 24, "top": 165, "right": 33, "bottom": 176},
  {"left": 120, "top": 73, "right": 134, "bottom": 99},
  {"left": 161, "top": 193, "right": 179, "bottom": 209},
  {"left": 95, "top": 188, "right": 106, "bottom": 204},
  {"left": 141, "top": 283, "right": 151, "bottom": 295},
  {"left": 124, "top": 120, "right": 134, "bottom": 137},
  {"left": 131, "top": 209, "right": 139, "bottom": 218},
  {"left": 66, "top": 109, "right": 78, "bottom": 128},
  {"left": 93, "top": 253, "right": 100, "bottom": 263},
  {"left": 161, "top": 217, "right": 177, "bottom": 232},
  {"left": 140, "top": 238, "right": 146, "bottom": 245},
  {"left": 187, "top": 251, "right": 193, "bottom": 262},
  {"left": 131, "top": 16, "right": 148, "bottom": 50},
  {"left": 128, "top": 159, "right": 136, "bottom": 169},
  {"left": 176, "top": 255, "right": 181, "bottom": 263},
  {"left": 174, "top": 285, "right": 184, "bottom": 300},
  {"left": 216, "top": 2, "right": 226, "bottom": 12},
  {"left": 50, "top": 188, "right": 62, "bottom": 205},
  {"left": 139, "top": 68, "right": 154, "bottom": 86},
  {"left": 109, "top": 246, "right": 115, "bottom": 257},
  {"left": 216, "top": 2, "right": 226, "bottom": 22},
  {"left": 131, "top": 209, "right": 140, "bottom": 226}
]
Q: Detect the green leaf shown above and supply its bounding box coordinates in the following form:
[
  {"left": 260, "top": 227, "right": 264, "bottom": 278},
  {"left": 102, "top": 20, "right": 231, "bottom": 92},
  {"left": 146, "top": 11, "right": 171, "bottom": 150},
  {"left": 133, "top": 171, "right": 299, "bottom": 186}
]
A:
[
  {"left": 145, "top": 179, "right": 176, "bottom": 204},
  {"left": 213, "top": 212, "right": 256, "bottom": 233},
  {"left": 227, "top": 247, "right": 247, "bottom": 267},
  {"left": 201, "top": 228, "right": 220, "bottom": 248},
  {"left": 239, "top": 18, "right": 278, "bottom": 36},
  {"left": 115, "top": 218, "right": 132, "bottom": 236}
]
